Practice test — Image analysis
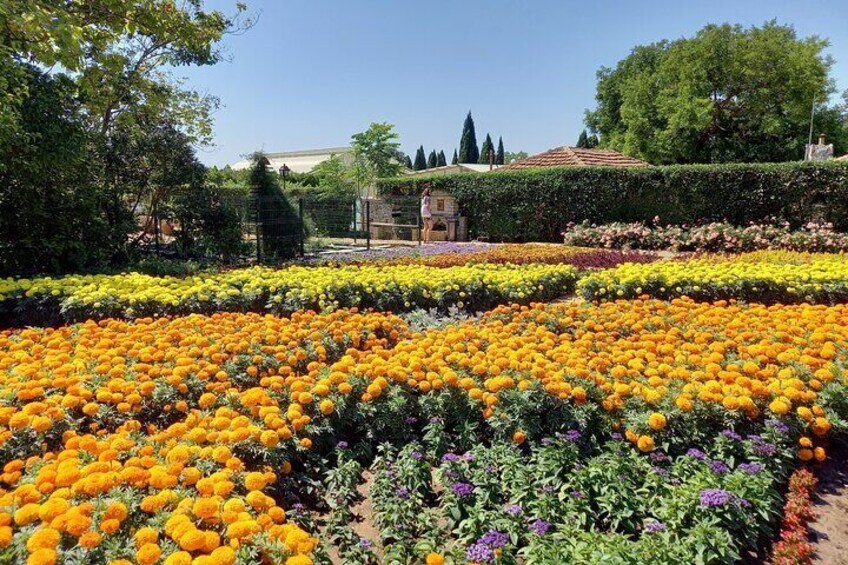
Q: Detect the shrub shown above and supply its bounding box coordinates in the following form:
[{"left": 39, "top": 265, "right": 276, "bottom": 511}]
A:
[
  {"left": 376, "top": 161, "right": 848, "bottom": 241},
  {"left": 563, "top": 221, "right": 848, "bottom": 253}
]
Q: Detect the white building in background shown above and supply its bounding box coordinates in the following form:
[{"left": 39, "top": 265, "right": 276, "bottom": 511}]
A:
[{"left": 230, "top": 147, "right": 352, "bottom": 173}]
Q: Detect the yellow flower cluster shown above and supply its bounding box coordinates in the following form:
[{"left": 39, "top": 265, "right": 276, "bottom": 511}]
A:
[
  {"left": 579, "top": 251, "right": 848, "bottom": 302},
  {"left": 1, "top": 263, "right": 577, "bottom": 322},
  {"left": 328, "top": 297, "right": 844, "bottom": 455},
  {"left": 0, "top": 309, "right": 409, "bottom": 565}
]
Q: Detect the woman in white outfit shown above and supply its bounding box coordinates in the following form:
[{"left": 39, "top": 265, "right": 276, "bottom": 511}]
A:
[{"left": 421, "top": 188, "right": 433, "bottom": 243}]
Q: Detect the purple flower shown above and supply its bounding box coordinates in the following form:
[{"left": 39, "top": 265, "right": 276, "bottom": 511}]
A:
[
  {"left": 405, "top": 416, "right": 418, "bottom": 425},
  {"left": 653, "top": 466, "right": 669, "bottom": 477},
  {"left": 645, "top": 521, "right": 666, "bottom": 533},
  {"left": 395, "top": 487, "right": 410, "bottom": 499},
  {"left": 721, "top": 429, "right": 742, "bottom": 441},
  {"left": 462, "top": 452, "right": 476, "bottom": 462},
  {"left": 564, "top": 429, "right": 582, "bottom": 442},
  {"left": 504, "top": 504, "right": 522, "bottom": 516},
  {"left": 708, "top": 460, "right": 730, "bottom": 475},
  {"left": 531, "top": 519, "right": 552, "bottom": 536},
  {"left": 541, "top": 437, "right": 554, "bottom": 446},
  {"left": 570, "top": 490, "right": 585, "bottom": 499},
  {"left": 686, "top": 448, "right": 706, "bottom": 460},
  {"left": 611, "top": 432, "right": 623, "bottom": 440},
  {"left": 751, "top": 441, "right": 776, "bottom": 456},
  {"left": 337, "top": 441, "right": 349, "bottom": 449},
  {"left": 699, "top": 488, "right": 742, "bottom": 508},
  {"left": 466, "top": 542, "right": 495, "bottom": 563},
  {"left": 738, "top": 462, "right": 763, "bottom": 475},
  {"left": 359, "top": 537, "right": 371, "bottom": 548},
  {"left": 429, "top": 416, "right": 442, "bottom": 425},
  {"left": 441, "top": 453, "right": 460, "bottom": 463},
  {"left": 410, "top": 451, "right": 424, "bottom": 460},
  {"left": 650, "top": 451, "right": 670, "bottom": 463},
  {"left": 766, "top": 419, "right": 789, "bottom": 435},
  {"left": 451, "top": 482, "right": 474, "bottom": 497},
  {"left": 479, "top": 530, "right": 509, "bottom": 549},
  {"left": 541, "top": 484, "right": 555, "bottom": 494}
]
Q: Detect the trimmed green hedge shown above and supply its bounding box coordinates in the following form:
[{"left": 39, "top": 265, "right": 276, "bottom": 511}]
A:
[{"left": 376, "top": 161, "right": 848, "bottom": 241}]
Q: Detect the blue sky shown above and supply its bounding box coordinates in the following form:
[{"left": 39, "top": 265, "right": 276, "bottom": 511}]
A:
[{"left": 182, "top": 0, "right": 848, "bottom": 167}]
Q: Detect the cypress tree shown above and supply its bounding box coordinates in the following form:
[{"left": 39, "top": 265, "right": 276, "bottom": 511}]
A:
[
  {"left": 413, "top": 146, "right": 427, "bottom": 171},
  {"left": 404, "top": 154, "right": 413, "bottom": 169},
  {"left": 458, "top": 111, "right": 479, "bottom": 163},
  {"left": 437, "top": 150, "right": 447, "bottom": 167},
  {"left": 479, "top": 133, "right": 494, "bottom": 164},
  {"left": 496, "top": 136, "right": 505, "bottom": 165},
  {"left": 577, "top": 130, "right": 589, "bottom": 148},
  {"left": 588, "top": 133, "right": 600, "bottom": 148},
  {"left": 427, "top": 150, "right": 437, "bottom": 168},
  {"left": 451, "top": 149, "right": 458, "bottom": 165},
  {"left": 249, "top": 152, "right": 301, "bottom": 262}
]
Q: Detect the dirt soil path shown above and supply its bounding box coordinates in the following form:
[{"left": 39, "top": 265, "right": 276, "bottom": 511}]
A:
[{"left": 811, "top": 440, "right": 848, "bottom": 565}]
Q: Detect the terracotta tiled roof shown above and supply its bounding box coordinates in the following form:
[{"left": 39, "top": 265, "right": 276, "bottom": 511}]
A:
[{"left": 501, "top": 146, "right": 650, "bottom": 169}]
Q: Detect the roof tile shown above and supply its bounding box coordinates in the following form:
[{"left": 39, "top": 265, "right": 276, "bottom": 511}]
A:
[{"left": 501, "top": 146, "right": 650, "bottom": 169}]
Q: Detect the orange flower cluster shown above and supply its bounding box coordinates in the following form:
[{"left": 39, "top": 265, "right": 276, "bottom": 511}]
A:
[
  {"left": 0, "top": 309, "right": 409, "bottom": 565},
  {"left": 327, "top": 298, "right": 844, "bottom": 456}
]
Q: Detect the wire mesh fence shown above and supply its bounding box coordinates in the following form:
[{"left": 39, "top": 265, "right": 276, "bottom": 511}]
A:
[{"left": 137, "top": 190, "right": 426, "bottom": 265}]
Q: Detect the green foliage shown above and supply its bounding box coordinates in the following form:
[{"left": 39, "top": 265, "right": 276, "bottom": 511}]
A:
[
  {"left": 451, "top": 149, "right": 459, "bottom": 165},
  {"left": 377, "top": 160, "right": 848, "bottom": 241},
  {"left": 404, "top": 154, "right": 413, "bottom": 169},
  {"left": 459, "top": 111, "right": 480, "bottom": 164},
  {"left": 586, "top": 21, "right": 847, "bottom": 164},
  {"left": 503, "top": 150, "right": 528, "bottom": 164},
  {"left": 437, "top": 150, "right": 447, "bottom": 167},
  {"left": 249, "top": 153, "right": 302, "bottom": 262},
  {"left": 479, "top": 133, "right": 494, "bottom": 164},
  {"left": 576, "top": 130, "right": 598, "bottom": 149},
  {"left": 168, "top": 184, "right": 248, "bottom": 260},
  {"left": 428, "top": 149, "right": 438, "bottom": 169},
  {"left": 0, "top": 63, "right": 134, "bottom": 276},
  {"left": 414, "top": 146, "right": 427, "bottom": 171},
  {"left": 496, "top": 136, "right": 505, "bottom": 165},
  {"left": 350, "top": 122, "right": 404, "bottom": 179},
  {"left": 311, "top": 154, "right": 355, "bottom": 197}
]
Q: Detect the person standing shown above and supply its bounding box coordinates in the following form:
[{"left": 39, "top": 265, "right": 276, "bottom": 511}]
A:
[{"left": 421, "top": 188, "right": 433, "bottom": 243}]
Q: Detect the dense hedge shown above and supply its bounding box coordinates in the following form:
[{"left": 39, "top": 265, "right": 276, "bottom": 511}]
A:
[{"left": 376, "top": 161, "right": 848, "bottom": 241}]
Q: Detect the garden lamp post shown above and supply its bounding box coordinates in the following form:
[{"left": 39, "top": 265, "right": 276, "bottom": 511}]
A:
[{"left": 279, "top": 164, "right": 291, "bottom": 190}]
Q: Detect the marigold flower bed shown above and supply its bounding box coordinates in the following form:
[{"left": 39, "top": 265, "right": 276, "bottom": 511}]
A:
[
  {"left": 579, "top": 251, "right": 848, "bottom": 303},
  {"left": 0, "top": 263, "right": 577, "bottom": 326},
  {"left": 0, "top": 299, "right": 844, "bottom": 563}
]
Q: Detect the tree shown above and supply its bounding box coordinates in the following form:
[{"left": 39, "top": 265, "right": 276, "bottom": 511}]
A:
[
  {"left": 479, "top": 133, "right": 494, "bottom": 164},
  {"left": 350, "top": 122, "right": 404, "bottom": 179},
  {"left": 451, "top": 149, "right": 459, "bottom": 165},
  {"left": 414, "top": 146, "right": 427, "bottom": 171},
  {"left": 428, "top": 150, "right": 438, "bottom": 168},
  {"left": 437, "top": 150, "right": 447, "bottom": 167},
  {"left": 503, "top": 151, "right": 528, "bottom": 164},
  {"left": 459, "top": 111, "right": 480, "bottom": 163},
  {"left": 577, "top": 130, "right": 589, "bottom": 148},
  {"left": 249, "top": 152, "right": 301, "bottom": 262},
  {"left": 311, "top": 155, "right": 354, "bottom": 197},
  {"left": 404, "top": 154, "right": 413, "bottom": 169},
  {"left": 496, "top": 137, "right": 505, "bottom": 165},
  {"left": 585, "top": 21, "right": 847, "bottom": 163}
]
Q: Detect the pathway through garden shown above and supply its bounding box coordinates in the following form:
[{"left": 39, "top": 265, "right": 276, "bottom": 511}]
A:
[{"left": 811, "top": 439, "right": 848, "bottom": 564}]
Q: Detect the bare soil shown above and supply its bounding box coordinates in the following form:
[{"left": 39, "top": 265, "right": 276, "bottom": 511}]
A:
[{"left": 811, "top": 440, "right": 848, "bottom": 565}]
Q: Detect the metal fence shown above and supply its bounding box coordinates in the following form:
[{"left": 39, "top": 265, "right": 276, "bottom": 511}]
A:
[{"left": 137, "top": 191, "right": 425, "bottom": 264}]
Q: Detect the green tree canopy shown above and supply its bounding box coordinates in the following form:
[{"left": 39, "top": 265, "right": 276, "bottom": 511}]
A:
[
  {"left": 350, "top": 122, "right": 404, "bottom": 179},
  {"left": 585, "top": 21, "right": 847, "bottom": 163},
  {"left": 414, "top": 146, "right": 427, "bottom": 171},
  {"left": 437, "top": 150, "right": 447, "bottom": 167},
  {"left": 451, "top": 149, "right": 459, "bottom": 165},
  {"left": 427, "top": 150, "right": 437, "bottom": 168},
  {"left": 479, "top": 133, "right": 494, "bottom": 164},
  {"left": 404, "top": 154, "right": 413, "bottom": 169},
  {"left": 459, "top": 111, "right": 479, "bottom": 163},
  {"left": 496, "top": 137, "right": 505, "bottom": 165}
]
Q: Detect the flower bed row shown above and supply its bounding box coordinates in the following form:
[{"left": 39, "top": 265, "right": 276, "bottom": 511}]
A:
[
  {"left": 563, "top": 221, "right": 848, "bottom": 253},
  {"left": 579, "top": 251, "right": 848, "bottom": 303},
  {"left": 1, "top": 299, "right": 845, "bottom": 563},
  {"left": 0, "top": 263, "right": 578, "bottom": 326},
  {"left": 316, "top": 244, "right": 657, "bottom": 269}
]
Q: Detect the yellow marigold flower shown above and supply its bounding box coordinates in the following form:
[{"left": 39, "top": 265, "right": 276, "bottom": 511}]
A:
[
  {"left": 637, "top": 435, "right": 655, "bottom": 452},
  {"left": 647, "top": 412, "right": 667, "bottom": 431},
  {"left": 27, "top": 548, "right": 57, "bottom": 565}
]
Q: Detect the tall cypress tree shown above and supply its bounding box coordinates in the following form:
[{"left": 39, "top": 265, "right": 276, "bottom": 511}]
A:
[
  {"left": 577, "top": 130, "right": 589, "bottom": 148},
  {"left": 437, "top": 150, "right": 447, "bottom": 167},
  {"left": 403, "top": 154, "right": 413, "bottom": 169},
  {"left": 451, "top": 149, "right": 458, "bottom": 165},
  {"left": 496, "top": 136, "right": 505, "bottom": 165},
  {"left": 479, "top": 133, "right": 494, "bottom": 164},
  {"left": 458, "top": 111, "right": 479, "bottom": 163},
  {"left": 250, "top": 152, "right": 301, "bottom": 262},
  {"left": 427, "top": 150, "right": 437, "bottom": 168},
  {"left": 413, "top": 146, "right": 427, "bottom": 171}
]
